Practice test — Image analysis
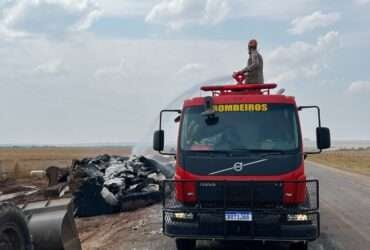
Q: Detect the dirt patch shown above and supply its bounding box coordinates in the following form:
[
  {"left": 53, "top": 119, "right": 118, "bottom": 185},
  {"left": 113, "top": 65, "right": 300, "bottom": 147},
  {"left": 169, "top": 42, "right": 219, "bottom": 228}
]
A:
[
  {"left": 77, "top": 204, "right": 164, "bottom": 250},
  {"left": 309, "top": 149, "right": 370, "bottom": 176},
  {"left": 0, "top": 178, "right": 48, "bottom": 204}
]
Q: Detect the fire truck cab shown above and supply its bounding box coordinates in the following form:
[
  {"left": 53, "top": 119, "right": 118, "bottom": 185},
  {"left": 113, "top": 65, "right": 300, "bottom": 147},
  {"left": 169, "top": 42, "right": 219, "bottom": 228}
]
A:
[{"left": 153, "top": 78, "right": 331, "bottom": 250}]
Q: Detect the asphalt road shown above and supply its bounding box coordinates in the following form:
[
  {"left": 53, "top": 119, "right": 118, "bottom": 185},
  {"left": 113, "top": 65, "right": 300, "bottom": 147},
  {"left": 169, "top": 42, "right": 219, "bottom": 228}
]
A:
[
  {"left": 80, "top": 161, "right": 370, "bottom": 250},
  {"left": 305, "top": 161, "right": 370, "bottom": 250}
]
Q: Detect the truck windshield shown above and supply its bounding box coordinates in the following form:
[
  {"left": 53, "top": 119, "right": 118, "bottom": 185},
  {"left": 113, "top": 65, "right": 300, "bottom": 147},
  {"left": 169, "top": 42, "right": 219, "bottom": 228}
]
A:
[{"left": 180, "top": 104, "right": 300, "bottom": 152}]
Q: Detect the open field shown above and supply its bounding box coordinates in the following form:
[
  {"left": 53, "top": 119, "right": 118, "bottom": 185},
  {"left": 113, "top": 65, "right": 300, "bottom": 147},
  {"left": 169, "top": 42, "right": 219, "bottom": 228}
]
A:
[
  {"left": 308, "top": 149, "right": 370, "bottom": 176},
  {"left": 0, "top": 146, "right": 132, "bottom": 179}
]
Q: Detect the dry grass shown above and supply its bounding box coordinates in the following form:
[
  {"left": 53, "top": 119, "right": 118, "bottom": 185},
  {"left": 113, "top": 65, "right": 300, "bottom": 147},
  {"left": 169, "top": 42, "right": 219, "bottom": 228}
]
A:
[
  {"left": 309, "top": 149, "right": 370, "bottom": 176},
  {"left": 0, "top": 147, "right": 132, "bottom": 179}
]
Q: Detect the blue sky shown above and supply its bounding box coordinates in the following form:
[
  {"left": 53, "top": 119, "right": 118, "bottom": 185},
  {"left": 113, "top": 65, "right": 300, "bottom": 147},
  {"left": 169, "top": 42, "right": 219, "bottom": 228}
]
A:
[{"left": 0, "top": 0, "right": 369, "bottom": 144}]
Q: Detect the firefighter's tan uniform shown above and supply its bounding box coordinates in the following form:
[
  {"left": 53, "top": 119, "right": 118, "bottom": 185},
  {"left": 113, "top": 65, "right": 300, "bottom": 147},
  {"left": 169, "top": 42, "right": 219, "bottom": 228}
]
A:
[{"left": 241, "top": 49, "right": 264, "bottom": 84}]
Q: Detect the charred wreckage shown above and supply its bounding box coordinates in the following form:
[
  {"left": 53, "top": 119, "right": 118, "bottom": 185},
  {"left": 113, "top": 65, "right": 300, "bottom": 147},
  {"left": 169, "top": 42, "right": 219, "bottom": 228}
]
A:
[{"left": 0, "top": 154, "right": 174, "bottom": 250}]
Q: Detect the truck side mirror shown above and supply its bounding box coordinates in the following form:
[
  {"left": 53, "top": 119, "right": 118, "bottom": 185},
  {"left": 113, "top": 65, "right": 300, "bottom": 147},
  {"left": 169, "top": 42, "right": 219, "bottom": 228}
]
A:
[
  {"left": 153, "top": 130, "right": 164, "bottom": 151},
  {"left": 316, "top": 127, "right": 331, "bottom": 150}
]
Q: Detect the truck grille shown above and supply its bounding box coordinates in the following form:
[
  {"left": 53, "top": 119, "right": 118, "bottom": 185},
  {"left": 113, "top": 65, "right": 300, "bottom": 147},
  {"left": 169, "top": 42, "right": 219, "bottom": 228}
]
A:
[{"left": 197, "top": 182, "right": 284, "bottom": 209}]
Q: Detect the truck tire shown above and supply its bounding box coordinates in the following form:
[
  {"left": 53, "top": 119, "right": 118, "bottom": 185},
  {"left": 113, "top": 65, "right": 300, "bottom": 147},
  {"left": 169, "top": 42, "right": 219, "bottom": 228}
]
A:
[
  {"left": 175, "top": 239, "right": 196, "bottom": 250},
  {"left": 290, "top": 241, "right": 308, "bottom": 250},
  {"left": 0, "top": 203, "right": 33, "bottom": 250}
]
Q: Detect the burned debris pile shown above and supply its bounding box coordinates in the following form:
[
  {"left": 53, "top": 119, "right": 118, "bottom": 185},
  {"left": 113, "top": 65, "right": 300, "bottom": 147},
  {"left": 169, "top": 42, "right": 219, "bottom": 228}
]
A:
[
  {"left": 0, "top": 154, "right": 173, "bottom": 217},
  {"left": 69, "top": 155, "right": 173, "bottom": 217}
]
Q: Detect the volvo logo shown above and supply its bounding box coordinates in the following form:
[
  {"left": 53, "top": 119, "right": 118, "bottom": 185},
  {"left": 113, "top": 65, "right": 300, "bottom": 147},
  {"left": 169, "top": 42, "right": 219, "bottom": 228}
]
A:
[
  {"left": 233, "top": 162, "right": 244, "bottom": 172},
  {"left": 208, "top": 159, "right": 268, "bottom": 175}
]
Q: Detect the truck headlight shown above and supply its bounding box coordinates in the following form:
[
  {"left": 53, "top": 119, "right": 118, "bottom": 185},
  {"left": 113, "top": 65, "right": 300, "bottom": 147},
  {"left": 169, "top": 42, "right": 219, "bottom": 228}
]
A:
[
  {"left": 287, "top": 214, "right": 309, "bottom": 222},
  {"left": 171, "top": 212, "right": 194, "bottom": 220}
]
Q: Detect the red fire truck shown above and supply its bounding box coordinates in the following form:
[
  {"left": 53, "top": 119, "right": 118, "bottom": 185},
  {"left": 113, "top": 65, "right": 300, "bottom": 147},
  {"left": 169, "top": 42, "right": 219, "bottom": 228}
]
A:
[{"left": 153, "top": 75, "right": 330, "bottom": 250}]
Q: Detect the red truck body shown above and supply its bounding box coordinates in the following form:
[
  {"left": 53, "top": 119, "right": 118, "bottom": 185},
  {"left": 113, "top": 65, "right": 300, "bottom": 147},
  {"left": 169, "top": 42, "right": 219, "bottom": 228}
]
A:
[
  {"left": 154, "top": 79, "right": 330, "bottom": 250},
  {"left": 175, "top": 84, "right": 306, "bottom": 205}
]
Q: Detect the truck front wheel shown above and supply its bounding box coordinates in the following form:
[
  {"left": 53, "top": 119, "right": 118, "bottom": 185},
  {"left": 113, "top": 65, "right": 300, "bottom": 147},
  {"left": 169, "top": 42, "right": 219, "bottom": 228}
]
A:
[
  {"left": 0, "top": 203, "right": 32, "bottom": 250},
  {"left": 290, "top": 241, "right": 308, "bottom": 250},
  {"left": 176, "top": 239, "right": 196, "bottom": 250}
]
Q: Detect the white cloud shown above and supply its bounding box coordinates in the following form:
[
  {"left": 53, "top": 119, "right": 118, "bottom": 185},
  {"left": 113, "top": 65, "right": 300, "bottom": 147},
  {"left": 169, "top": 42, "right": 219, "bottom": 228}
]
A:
[
  {"left": 348, "top": 81, "right": 370, "bottom": 94},
  {"left": 145, "top": 0, "right": 318, "bottom": 29},
  {"left": 146, "top": 0, "right": 231, "bottom": 29},
  {"left": 0, "top": 24, "right": 28, "bottom": 39},
  {"left": 317, "top": 30, "right": 340, "bottom": 48},
  {"left": 354, "top": 0, "right": 370, "bottom": 5},
  {"left": 0, "top": 32, "right": 369, "bottom": 143},
  {"left": 0, "top": 1, "right": 369, "bottom": 144},
  {"left": 73, "top": 8, "right": 103, "bottom": 31},
  {"left": 236, "top": 0, "right": 317, "bottom": 18},
  {"left": 32, "top": 59, "right": 67, "bottom": 76},
  {"left": 289, "top": 11, "right": 341, "bottom": 35},
  {"left": 176, "top": 63, "right": 206, "bottom": 75},
  {"left": 266, "top": 31, "right": 339, "bottom": 83},
  {"left": 0, "top": 0, "right": 322, "bottom": 35},
  {"left": 0, "top": 37, "right": 244, "bottom": 143},
  {"left": 90, "top": 0, "right": 320, "bottom": 22},
  {"left": 94, "top": 58, "right": 129, "bottom": 80},
  {"left": 0, "top": 0, "right": 101, "bottom": 38},
  {"left": 95, "top": 0, "right": 157, "bottom": 17}
]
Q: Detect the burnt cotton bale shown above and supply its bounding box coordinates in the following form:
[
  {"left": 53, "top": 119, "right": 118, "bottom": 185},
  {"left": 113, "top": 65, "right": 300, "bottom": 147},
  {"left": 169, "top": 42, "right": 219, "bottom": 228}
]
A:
[{"left": 70, "top": 155, "right": 172, "bottom": 217}]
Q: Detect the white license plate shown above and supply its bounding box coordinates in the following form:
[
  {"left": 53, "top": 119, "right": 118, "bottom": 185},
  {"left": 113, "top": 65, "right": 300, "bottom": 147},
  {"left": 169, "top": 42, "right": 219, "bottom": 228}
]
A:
[{"left": 225, "top": 211, "right": 252, "bottom": 221}]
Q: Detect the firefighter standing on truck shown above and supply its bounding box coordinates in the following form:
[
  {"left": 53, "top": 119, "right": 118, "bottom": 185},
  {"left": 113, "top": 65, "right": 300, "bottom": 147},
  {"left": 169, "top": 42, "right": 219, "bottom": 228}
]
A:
[{"left": 234, "top": 39, "right": 264, "bottom": 84}]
